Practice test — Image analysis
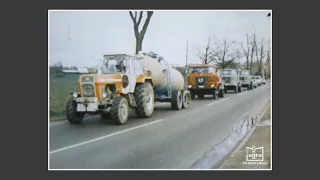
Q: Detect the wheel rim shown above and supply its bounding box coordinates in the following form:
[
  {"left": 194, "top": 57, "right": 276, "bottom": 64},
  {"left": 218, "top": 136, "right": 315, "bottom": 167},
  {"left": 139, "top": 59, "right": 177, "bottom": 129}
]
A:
[
  {"left": 146, "top": 91, "right": 153, "bottom": 110},
  {"left": 120, "top": 102, "right": 128, "bottom": 120}
]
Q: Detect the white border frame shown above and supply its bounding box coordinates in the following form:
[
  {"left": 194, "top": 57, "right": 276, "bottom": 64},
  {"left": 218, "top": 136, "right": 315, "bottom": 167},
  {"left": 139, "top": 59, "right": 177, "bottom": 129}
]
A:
[{"left": 48, "top": 9, "right": 272, "bottom": 171}]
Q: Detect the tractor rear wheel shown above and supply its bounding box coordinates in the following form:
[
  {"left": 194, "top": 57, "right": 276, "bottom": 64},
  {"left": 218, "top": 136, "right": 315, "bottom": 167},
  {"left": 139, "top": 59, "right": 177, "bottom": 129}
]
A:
[{"left": 134, "top": 83, "right": 154, "bottom": 118}]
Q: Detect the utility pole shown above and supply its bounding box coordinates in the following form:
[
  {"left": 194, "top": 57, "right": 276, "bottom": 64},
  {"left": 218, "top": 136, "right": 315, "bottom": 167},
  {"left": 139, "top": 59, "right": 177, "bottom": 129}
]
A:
[
  {"left": 185, "top": 41, "right": 189, "bottom": 89},
  {"left": 185, "top": 41, "right": 188, "bottom": 71}
]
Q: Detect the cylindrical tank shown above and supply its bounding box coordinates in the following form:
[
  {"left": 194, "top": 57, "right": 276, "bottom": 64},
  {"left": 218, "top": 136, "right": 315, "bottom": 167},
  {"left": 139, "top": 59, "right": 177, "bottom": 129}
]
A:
[{"left": 139, "top": 55, "right": 184, "bottom": 92}]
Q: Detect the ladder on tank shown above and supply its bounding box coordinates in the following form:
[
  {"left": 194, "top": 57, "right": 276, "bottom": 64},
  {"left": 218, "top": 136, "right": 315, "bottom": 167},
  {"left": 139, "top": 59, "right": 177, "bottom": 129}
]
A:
[{"left": 162, "top": 58, "right": 172, "bottom": 98}]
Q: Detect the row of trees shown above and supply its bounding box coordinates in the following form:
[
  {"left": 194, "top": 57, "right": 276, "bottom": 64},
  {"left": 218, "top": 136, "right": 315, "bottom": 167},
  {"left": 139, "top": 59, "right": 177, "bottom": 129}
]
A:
[
  {"left": 128, "top": 11, "right": 270, "bottom": 77},
  {"left": 194, "top": 33, "right": 270, "bottom": 76}
]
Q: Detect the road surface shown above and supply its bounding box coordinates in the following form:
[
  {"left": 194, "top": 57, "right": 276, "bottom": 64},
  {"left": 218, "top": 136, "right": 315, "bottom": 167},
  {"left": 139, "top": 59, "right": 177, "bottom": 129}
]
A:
[{"left": 49, "top": 82, "right": 270, "bottom": 169}]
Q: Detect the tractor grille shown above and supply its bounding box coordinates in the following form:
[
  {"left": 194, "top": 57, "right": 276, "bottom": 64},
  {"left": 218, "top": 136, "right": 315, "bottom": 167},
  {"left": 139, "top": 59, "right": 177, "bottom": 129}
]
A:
[{"left": 195, "top": 76, "right": 208, "bottom": 86}]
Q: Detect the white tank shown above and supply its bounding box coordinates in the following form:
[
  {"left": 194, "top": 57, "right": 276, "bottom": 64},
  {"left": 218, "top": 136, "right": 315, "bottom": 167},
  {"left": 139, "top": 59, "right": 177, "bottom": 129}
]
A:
[{"left": 139, "top": 54, "right": 184, "bottom": 92}]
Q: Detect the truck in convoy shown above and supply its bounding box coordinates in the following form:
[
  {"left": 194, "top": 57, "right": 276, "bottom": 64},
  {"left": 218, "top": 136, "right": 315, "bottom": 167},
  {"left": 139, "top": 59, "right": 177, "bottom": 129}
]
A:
[
  {"left": 239, "top": 70, "right": 253, "bottom": 90},
  {"left": 221, "top": 68, "right": 242, "bottom": 93},
  {"left": 66, "top": 52, "right": 191, "bottom": 125},
  {"left": 186, "top": 64, "right": 225, "bottom": 100}
]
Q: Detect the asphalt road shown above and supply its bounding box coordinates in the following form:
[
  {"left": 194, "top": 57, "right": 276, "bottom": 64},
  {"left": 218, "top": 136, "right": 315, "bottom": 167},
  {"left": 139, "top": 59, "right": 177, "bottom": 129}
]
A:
[{"left": 49, "top": 82, "right": 271, "bottom": 169}]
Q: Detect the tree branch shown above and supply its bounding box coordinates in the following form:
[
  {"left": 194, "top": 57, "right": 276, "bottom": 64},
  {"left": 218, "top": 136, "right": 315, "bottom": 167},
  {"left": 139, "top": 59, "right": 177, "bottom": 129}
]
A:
[
  {"left": 129, "top": 11, "right": 136, "bottom": 25},
  {"left": 140, "top": 11, "right": 154, "bottom": 38},
  {"left": 137, "top": 11, "right": 144, "bottom": 27}
]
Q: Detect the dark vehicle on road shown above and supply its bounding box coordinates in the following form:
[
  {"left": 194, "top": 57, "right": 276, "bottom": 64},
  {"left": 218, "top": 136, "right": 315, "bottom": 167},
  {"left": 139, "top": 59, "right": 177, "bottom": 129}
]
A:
[
  {"left": 221, "top": 69, "right": 242, "bottom": 93},
  {"left": 239, "top": 70, "right": 253, "bottom": 90}
]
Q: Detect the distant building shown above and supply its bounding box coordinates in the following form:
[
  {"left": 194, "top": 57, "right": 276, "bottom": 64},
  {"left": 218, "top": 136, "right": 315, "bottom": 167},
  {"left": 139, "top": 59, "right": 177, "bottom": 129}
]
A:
[
  {"left": 61, "top": 69, "right": 79, "bottom": 74},
  {"left": 77, "top": 67, "right": 89, "bottom": 74}
]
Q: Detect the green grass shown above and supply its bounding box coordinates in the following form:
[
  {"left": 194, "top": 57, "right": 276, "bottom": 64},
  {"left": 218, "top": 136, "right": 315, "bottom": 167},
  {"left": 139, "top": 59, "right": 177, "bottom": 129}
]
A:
[{"left": 50, "top": 74, "right": 80, "bottom": 119}]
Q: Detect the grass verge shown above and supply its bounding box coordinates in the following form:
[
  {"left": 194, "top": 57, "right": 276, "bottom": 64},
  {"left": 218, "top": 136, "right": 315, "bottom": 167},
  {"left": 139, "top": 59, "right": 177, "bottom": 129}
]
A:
[{"left": 50, "top": 74, "right": 79, "bottom": 120}]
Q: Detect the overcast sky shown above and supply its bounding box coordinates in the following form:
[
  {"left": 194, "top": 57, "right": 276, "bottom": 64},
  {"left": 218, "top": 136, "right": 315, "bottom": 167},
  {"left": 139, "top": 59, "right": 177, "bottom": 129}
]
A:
[{"left": 49, "top": 10, "right": 271, "bottom": 67}]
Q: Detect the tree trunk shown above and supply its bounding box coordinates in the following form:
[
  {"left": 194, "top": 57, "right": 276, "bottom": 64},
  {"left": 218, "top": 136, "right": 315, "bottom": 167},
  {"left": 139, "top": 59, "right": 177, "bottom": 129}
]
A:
[{"left": 135, "top": 37, "right": 143, "bottom": 54}]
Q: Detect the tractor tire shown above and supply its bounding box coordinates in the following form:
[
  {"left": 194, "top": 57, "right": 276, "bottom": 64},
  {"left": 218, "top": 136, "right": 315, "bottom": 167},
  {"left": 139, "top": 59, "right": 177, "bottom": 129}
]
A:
[
  {"left": 171, "top": 90, "right": 183, "bottom": 110},
  {"left": 134, "top": 83, "right": 154, "bottom": 118},
  {"left": 111, "top": 96, "right": 129, "bottom": 125},
  {"left": 182, "top": 90, "right": 190, "bottom": 109},
  {"left": 66, "top": 97, "right": 85, "bottom": 124}
]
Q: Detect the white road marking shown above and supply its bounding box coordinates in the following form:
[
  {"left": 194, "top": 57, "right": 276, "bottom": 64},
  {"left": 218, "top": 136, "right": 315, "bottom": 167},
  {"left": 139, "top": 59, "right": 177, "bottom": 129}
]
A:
[
  {"left": 205, "top": 98, "right": 229, "bottom": 106},
  {"left": 50, "top": 119, "right": 164, "bottom": 155}
]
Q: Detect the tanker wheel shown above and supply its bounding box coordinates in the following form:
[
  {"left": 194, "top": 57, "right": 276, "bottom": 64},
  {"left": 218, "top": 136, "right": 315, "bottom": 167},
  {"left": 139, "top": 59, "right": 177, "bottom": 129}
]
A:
[
  {"left": 190, "top": 91, "right": 195, "bottom": 100},
  {"left": 171, "top": 90, "right": 183, "bottom": 110},
  {"left": 182, "top": 90, "right": 190, "bottom": 109},
  {"left": 134, "top": 83, "right": 154, "bottom": 118},
  {"left": 66, "top": 97, "right": 85, "bottom": 124},
  {"left": 111, "top": 96, "right": 129, "bottom": 125}
]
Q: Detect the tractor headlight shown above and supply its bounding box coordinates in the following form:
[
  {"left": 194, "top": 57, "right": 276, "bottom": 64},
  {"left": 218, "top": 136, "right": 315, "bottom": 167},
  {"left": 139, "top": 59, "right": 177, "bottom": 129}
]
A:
[
  {"left": 72, "top": 92, "right": 78, "bottom": 98},
  {"left": 188, "top": 85, "right": 192, "bottom": 88},
  {"left": 211, "top": 84, "right": 214, "bottom": 88}
]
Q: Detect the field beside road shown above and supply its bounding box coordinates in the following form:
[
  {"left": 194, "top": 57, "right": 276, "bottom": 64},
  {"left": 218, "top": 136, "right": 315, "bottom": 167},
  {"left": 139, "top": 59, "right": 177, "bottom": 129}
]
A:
[{"left": 50, "top": 74, "right": 79, "bottom": 119}]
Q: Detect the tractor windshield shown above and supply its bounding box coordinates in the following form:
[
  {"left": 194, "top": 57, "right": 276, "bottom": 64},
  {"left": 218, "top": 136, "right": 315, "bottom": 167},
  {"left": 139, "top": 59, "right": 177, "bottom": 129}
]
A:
[
  {"left": 101, "top": 57, "right": 128, "bottom": 74},
  {"left": 189, "top": 66, "right": 215, "bottom": 74}
]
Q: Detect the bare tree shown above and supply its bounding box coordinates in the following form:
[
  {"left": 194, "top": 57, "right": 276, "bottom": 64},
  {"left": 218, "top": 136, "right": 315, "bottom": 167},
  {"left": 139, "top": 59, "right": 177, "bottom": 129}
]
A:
[
  {"left": 129, "top": 11, "right": 154, "bottom": 54},
  {"left": 209, "top": 38, "right": 242, "bottom": 69},
  {"left": 194, "top": 36, "right": 214, "bottom": 64},
  {"left": 240, "top": 33, "right": 250, "bottom": 70},
  {"left": 249, "top": 33, "right": 257, "bottom": 73},
  {"left": 256, "top": 38, "right": 266, "bottom": 76}
]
